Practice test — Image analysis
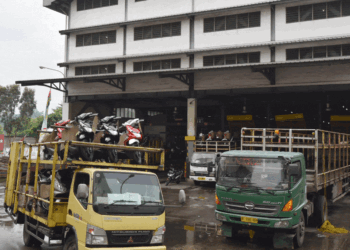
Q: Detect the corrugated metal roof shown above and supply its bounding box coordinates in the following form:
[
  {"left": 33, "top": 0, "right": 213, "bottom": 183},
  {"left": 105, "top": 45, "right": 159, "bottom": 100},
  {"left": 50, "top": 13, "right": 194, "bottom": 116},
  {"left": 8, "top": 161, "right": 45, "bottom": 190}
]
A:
[
  {"left": 59, "top": 0, "right": 298, "bottom": 35},
  {"left": 17, "top": 56, "right": 350, "bottom": 86},
  {"left": 58, "top": 34, "right": 350, "bottom": 67}
]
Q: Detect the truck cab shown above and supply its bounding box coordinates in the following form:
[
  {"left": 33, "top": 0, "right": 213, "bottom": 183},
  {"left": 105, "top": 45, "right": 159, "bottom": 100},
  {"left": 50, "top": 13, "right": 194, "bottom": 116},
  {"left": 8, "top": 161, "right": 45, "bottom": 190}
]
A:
[
  {"left": 66, "top": 168, "right": 166, "bottom": 249},
  {"left": 215, "top": 150, "right": 306, "bottom": 248},
  {"left": 189, "top": 152, "right": 219, "bottom": 185}
]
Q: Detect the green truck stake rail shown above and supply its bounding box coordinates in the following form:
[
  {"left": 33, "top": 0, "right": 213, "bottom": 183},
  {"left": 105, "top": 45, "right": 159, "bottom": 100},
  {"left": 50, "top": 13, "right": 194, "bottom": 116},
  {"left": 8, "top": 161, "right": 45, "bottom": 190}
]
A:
[{"left": 215, "top": 128, "right": 350, "bottom": 249}]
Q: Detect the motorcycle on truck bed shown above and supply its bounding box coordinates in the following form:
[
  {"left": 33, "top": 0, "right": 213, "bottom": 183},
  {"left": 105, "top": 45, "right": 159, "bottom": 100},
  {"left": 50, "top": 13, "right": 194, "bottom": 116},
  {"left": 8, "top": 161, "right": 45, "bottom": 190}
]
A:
[
  {"left": 215, "top": 128, "right": 350, "bottom": 249},
  {"left": 4, "top": 140, "right": 185, "bottom": 250}
]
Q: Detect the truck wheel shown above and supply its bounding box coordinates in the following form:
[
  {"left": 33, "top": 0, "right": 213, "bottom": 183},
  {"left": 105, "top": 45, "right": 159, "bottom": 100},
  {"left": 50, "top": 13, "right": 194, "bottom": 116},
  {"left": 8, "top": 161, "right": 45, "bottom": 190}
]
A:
[
  {"left": 63, "top": 235, "right": 78, "bottom": 250},
  {"left": 294, "top": 212, "right": 305, "bottom": 248},
  {"left": 194, "top": 180, "right": 201, "bottom": 186},
  {"left": 314, "top": 195, "right": 328, "bottom": 227},
  {"left": 23, "top": 219, "right": 42, "bottom": 247}
]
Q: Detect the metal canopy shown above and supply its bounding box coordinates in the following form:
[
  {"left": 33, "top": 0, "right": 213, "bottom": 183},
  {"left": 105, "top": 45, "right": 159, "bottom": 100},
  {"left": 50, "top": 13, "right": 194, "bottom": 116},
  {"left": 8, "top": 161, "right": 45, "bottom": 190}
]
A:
[{"left": 44, "top": 0, "right": 72, "bottom": 15}]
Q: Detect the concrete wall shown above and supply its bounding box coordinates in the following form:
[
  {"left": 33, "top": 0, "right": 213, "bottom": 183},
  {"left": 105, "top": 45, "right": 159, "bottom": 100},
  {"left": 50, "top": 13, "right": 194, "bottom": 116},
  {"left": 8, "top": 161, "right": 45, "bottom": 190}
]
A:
[
  {"left": 69, "top": 27, "right": 124, "bottom": 61},
  {"left": 69, "top": 0, "right": 125, "bottom": 29},
  {"left": 275, "top": 0, "right": 350, "bottom": 41},
  {"left": 194, "top": 6, "right": 271, "bottom": 49}
]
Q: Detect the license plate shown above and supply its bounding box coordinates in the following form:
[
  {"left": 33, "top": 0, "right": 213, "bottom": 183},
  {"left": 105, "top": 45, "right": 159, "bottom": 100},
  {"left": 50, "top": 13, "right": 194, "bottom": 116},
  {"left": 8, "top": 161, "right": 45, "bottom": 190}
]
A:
[
  {"left": 241, "top": 217, "right": 258, "bottom": 224},
  {"left": 198, "top": 177, "right": 205, "bottom": 180}
]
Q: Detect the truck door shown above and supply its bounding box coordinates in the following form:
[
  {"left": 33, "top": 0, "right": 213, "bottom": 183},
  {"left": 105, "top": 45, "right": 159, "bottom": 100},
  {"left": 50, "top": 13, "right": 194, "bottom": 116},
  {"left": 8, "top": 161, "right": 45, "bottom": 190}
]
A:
[{"left": 67, "top": 172, "right": 91, "bottom": 247}]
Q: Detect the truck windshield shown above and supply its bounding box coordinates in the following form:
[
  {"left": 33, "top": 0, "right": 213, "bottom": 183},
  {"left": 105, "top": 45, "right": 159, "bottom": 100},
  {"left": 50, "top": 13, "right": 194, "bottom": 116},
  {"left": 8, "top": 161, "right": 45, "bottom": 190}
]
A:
[
  {"left": 217, "top": 157, "right": 288, "bottom": 191},
  {"left": 93, "top": 172, "right": 164, "bottom": 215},
  {"left": 191, "top": 153, "right": 216, "bottom": 166}
]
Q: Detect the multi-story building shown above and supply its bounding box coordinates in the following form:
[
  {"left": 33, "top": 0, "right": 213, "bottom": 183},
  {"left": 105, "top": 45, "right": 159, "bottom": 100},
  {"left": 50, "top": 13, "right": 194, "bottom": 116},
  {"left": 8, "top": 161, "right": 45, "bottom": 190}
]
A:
[{"left": 17, "top": 0, "right": 350, "bottom": 157}]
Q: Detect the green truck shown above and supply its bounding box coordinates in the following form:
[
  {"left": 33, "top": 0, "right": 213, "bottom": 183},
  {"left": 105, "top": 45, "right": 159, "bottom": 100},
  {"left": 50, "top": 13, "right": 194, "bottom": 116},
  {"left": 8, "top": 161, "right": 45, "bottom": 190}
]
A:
[{"left": 215, "top": 128, "right": 350, "bottom": 248}]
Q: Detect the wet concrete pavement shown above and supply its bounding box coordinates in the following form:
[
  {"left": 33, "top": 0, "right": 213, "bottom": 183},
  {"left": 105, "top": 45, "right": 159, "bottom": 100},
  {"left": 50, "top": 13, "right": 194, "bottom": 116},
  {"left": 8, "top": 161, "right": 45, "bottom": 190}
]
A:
[{"left": 1, "top": 180, "right": 350, "bottom": 250}]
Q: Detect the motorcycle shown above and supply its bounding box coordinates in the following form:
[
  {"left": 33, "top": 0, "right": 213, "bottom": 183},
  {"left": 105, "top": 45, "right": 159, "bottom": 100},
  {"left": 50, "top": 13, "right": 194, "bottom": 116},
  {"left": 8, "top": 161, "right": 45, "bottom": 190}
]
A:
[
  {"left": 165, "top": 167, "right": 184, "bottom": 186},
  {"left": 27, "top": 169, "right": 73, "bottom": 216},
  {"left": 43, "top": 112, "right": 98, "bottom": 161},
  {"left": 75, "top": 112, "right": 98, "bottom": 161},
  {"left": 119, "top": 118, "right": 144, "bottom": 164},
  {"left": 97, "top": 115, "right": 121, "bottom": 163}
]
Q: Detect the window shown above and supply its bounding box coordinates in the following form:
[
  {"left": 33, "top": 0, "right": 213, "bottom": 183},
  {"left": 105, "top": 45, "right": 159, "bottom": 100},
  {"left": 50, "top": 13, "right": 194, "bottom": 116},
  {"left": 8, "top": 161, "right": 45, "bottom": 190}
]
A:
[
  {"left": 286, "top": 44, "right": 350, "bottom": 61},
  {"left": 133, "top": 59, "right": 181, "bottom": 72},
  {"left": 203, "top": 52, "right": 261, "bottom": 67},
  {"left": 290, "top": 161, "right": 302, "bottom": 184},
  {"left": 77, "top": 0, "right": 118, "bottom": 11},
  {"left": 313, "top": 3, "right": 327, "bottom": 20},
  {"left": 328, "top": 45, "right": 341, "bottom": 57},
  {"left": 116, "top": 108, "right": 136, "bottom": 118},
  {"left": 286, "top": 49, "right": 299, "bottom": 60},
  {"left": 203, "top": 11, "right": 260, "bottom": 33},
  {"left": 134, "top": 22, "right": 181, "bottom": 41},
  {"left": 313, "top": 46, "right": 327, "bottom": 58},
  {"left": 76, "top": 30, "right": 116, "bottom": 47},
  {"left": 300, "top": 47, "right": 312, "bottom": 59},
  {"left": 286, "top": 6, "right": 299, "bottom": 23},
  {"left": 75, "top": 64, "right": 116, "bottom": 76},
  {"left": 287, "top": 1, "right": 350, "bottom": 23},
  {"left": 74, "top": 173, "right": 90, "bottom": 209}
]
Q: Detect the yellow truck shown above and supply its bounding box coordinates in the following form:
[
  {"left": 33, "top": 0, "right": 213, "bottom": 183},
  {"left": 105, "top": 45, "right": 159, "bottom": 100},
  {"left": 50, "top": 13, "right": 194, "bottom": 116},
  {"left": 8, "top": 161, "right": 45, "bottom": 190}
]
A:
[{"left": 4, "top": 141, "right": 185, "bottom": 250}]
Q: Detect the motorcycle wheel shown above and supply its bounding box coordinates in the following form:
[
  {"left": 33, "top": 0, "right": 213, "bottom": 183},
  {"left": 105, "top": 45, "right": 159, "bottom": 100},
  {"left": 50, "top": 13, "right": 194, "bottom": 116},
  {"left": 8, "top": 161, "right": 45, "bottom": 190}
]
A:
[
  {"left": 79, "top": 138, "right": 94, "bottom": 161},
  {"left": 130, "top": 142, "right": 142, "bottom": 165},
  {"left": 107, "top": 142, "right": 118, "bottom": 163},
  {"left": 165, "top": 179, "right": 170, "bottom": 186}
]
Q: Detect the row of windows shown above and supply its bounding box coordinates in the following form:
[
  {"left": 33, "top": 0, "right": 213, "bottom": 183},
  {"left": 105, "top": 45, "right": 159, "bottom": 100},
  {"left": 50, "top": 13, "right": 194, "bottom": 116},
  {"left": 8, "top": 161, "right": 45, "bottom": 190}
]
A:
[
  {"left": 204, "top": 12, "right": 260, "bottom": 33},
  {"left": 116, "top": 108, "right": 136, "bottom": 118},
  {"left": 77, "top": 0, "right": 118, "bottom": 11},
  {"left": 76, "top": 31, "right": 116, "bottom": 47},
  {"left": 286, "top": 1, "right": 350, "bottom": 23},
  {"left": 134, "top": 59, "right": 181, "bottom": 71},
  {"left": 286, "top": 44, "right": 350, "bottom": 60},
  {"left": 134, "top": 22, "right": 181, "bottom": 41},
  {"left": 203, "top": 52, "right": 260, "bottom": 66},
  {"left": 75, "top": 64, "right": 116, "bottom": 75}
]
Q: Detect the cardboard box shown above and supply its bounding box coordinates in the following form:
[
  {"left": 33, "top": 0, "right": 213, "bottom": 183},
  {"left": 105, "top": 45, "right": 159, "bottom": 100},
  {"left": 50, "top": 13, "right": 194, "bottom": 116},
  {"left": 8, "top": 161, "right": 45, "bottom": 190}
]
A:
[
  {"left": 39, "top": 184, "right": 51, "bottom": 199},
  {"left": 18, "top": 185, "right": 35, "bottom": 208}
]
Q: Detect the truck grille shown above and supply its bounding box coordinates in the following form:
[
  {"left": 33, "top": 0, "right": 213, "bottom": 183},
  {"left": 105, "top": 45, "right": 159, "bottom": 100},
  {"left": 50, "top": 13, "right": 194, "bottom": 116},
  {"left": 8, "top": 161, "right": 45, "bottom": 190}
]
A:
[
  {"left": 107, "top": 231, "right": 152, "bottom": 246},
  {"left": 194, "top": 171, "right": 209, "bottom": 176},
  {"left": 224, "top": 201, "right": 280, "bottom": 216}
]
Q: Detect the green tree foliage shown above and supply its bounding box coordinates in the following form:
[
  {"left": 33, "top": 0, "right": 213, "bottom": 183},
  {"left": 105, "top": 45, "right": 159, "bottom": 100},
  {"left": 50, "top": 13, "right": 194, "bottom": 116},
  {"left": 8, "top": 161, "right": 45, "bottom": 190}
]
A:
[
  {"left": 0, "top": 125, "right": 3, "bottom": 135},
  {"left": 22, "top": 105, "right": 62, "bottom": 137},
  {"left": 0, "top": 85, "right": 37, "bottom": 136}
]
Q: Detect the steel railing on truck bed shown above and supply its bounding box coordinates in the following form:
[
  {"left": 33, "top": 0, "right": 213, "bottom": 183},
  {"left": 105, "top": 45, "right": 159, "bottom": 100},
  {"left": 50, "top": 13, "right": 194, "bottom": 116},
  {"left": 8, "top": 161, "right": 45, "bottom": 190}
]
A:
[
  {"left": 5, "top": 141, "right": 165, "bottom": 228},
  {"left": 241, "top": 128, "right": 350, "bottom": 195},
  {"left": 194, "top": 141, "right": 238, "bottom": 152}
]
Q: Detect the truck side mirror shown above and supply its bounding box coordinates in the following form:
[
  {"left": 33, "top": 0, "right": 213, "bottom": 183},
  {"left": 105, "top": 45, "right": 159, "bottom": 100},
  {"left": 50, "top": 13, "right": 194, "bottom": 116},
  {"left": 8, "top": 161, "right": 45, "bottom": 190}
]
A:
[
  {"left": 77, "top": 184, "right": 89, "bottom": 199},
  {"left": 215, "top": 154, "right": 220, "bottom": 164},
  {"left": 179, "top": 190, "right": 186, "bottom": 205},
  {"left": 288, "top": 164, "right": 300, "bottom": 176}
]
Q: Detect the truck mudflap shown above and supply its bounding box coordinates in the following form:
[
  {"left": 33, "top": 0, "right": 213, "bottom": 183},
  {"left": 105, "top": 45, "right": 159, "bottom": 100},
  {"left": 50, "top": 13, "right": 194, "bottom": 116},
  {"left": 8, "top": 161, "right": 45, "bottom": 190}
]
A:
[
  {"left": 189, "top": 176, "right": 216, "bottom": 182},
  {"left": 82, "top": 245, "right": 166, "bottom": 250},
  {"left": 273, "top": 233, "right": 295, "bottom": 249}
]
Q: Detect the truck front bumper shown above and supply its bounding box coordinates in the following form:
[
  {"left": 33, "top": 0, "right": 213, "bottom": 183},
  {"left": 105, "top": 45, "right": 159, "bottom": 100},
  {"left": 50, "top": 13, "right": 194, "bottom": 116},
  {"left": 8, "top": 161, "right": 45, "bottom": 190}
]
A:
[
  {"left": 190, "top": 176, "right": 216, "bottom": 182},
  {"left": 215, "top": 210, "right": 298, "bottom": 230},
  {"left": 82, "top": 245, "right": 166, "bottom": 250}
]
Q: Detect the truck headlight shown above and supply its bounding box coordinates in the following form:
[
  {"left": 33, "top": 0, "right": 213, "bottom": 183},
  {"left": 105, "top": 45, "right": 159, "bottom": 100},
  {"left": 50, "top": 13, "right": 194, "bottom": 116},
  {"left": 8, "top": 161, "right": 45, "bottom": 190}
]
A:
[
  {"left": 86, "top": 224, "right": 108, "bottom": 245},
  {"left": 150, "top": 225, "right": 165, "bottom": 244},
  {"left": 274, "top": 221, "right": 290, "bottom": 228},
  {"left": 190, "top": 171, "right": 195, "bottom": 176},
  {"left": 209, "top": 172, "right": 215, "bottom": 177},
  {"left": 215, "top": 212, "right": 227, "bottom": 221}
]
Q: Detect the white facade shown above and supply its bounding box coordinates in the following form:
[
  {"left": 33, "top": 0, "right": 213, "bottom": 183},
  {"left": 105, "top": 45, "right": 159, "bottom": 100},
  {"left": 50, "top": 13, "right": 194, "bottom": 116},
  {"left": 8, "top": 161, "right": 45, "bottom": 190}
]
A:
[{"left": 43, "top": 0, "right": 350, "bottom": 101}]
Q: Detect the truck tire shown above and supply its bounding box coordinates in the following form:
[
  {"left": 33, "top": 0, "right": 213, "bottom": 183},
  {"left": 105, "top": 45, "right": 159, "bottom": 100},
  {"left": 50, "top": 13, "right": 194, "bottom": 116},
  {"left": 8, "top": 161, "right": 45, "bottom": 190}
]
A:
[
  {"left": 314, "top": 195, "right": 328, "bottom": 227},
  {"left": 294, "top": 212, "right": 305, "bottom": 248},
  {"left": 63, "top": 235, "right": 78, "bottom": 250},
  {"left": 194, "top": 180, "right": 201, "bottom": 186},
  {"left": 23, "top": 220, "right": 42, "bottom": 247}
]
